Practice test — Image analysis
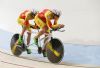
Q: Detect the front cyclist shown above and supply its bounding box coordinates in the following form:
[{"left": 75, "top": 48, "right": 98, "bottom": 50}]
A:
[
  {"left": 17, "top": 9, "right": 41, "bottom": 54},
  {"left": 34, "top": 9, "right": 64, "bottom": 57}
]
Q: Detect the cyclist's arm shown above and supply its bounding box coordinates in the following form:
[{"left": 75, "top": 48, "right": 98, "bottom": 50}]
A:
[
  {"left": 25, "top": 12, "right": 39, "bottom": 29},
  {"left": 45, "top": 11, "right": 52, "bottom": 29},
  {"left": 54, "top": 17, "right": 59, "bottom": 25},
  {"left": 51, "top": 16, "right": 58, "bottom": 28},
  {"left": 51, "top": 18, "right": 61, "bottom": 30}
]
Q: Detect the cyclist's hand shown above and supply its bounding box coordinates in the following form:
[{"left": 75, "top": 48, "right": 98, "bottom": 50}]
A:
[
  {"left": 58, "top": 24, "right": 64, "bottom": 29},
  {"left": 52, "top": 24, "right": 65, "bottom": 31},
  {"left": 52, "top": 28, "right": 58, "bottom": 31}
]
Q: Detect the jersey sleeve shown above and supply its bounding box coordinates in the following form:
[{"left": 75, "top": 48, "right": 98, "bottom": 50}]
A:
[{"left": 45, "top": 11, "right": 52, "bottom": 28}]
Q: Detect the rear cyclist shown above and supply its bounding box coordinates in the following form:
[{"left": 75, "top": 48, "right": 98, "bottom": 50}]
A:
[{"left": 17, "top": 9, "right": 41, "bottom": 54}]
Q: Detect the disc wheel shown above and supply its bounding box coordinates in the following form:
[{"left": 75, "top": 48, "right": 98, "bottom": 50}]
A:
[
  {"left": 46, "top": 38, "right": 64, "bottom": 63},
  {"left": 10, "top": 34, "right": 26, "bottom": 56}
]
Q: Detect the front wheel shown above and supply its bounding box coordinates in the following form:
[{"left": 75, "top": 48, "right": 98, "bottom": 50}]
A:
[
  {"left": 10, "top": 34, "right": 26, "bottom": 56},
  {"left": 46, "top": 38, "right": 64, "bottom": 63}
]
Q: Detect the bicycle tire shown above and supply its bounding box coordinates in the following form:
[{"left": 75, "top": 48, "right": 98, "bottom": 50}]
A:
[
  {"left": 10, "top": 34, "right": 26, "bottom": 56},
  {"left": 46, "top": 38, "right": 64, "bottom": 63}
]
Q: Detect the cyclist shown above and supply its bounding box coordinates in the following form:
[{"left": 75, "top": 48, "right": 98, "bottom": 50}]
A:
[
  {"left": 34, "top": 9, "right": 64, "bottom": 57},
  {"left": 17, "top": 9, "right": 41, "bottom": 54}
]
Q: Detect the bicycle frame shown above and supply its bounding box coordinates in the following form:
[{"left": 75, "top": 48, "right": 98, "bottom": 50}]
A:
[
  {"left": 29, "top": 29, "right": 52, "bottom": 50},
  {"left": 30, "top": 29, "right": 65, "bottom": 46},
  {"left": 23, "top": 29, "right": 52, "bottom": 48},
  {"left": 30, "top": 29, "right": 65, "bottom": 48},
  {"left": 10, "top": 26, "right": 65, "bottom": 63},
  {"left": 23, "top": 29, "right": 65, "bottom": 54}
]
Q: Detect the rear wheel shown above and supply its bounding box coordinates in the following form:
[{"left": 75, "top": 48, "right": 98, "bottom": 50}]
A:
[
  {"left": 46, "top": 38, "right": 64, "bottom": 63},
  {"left": 10, "top": 34, "right": 26, "bottom": 56}
]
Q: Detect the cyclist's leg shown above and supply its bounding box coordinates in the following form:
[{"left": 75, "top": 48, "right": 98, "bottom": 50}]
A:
[
  {"left": 24, "top": 25, "right": 32, "bottom": 54},
  {"left": 26, "top": 31, "right": 32, "bottom": 54},
  {"left": 17, "top": 18, "right": 27, "bottom": 44},
  {"left": 35, "top": 17, "right": 50, "bottom": 55},
  {"left": 21, "top": 26, "right": 26, "bottom": 37},
  {"left": 42, "top": 34, "right": 49, "bottom": 57},
  {"left": 34, "top": 20, "right": 49, "bottom": 46},
  {"left": 34, "top": 17, "right": 48, "bottom": 39},
  {"left": 34, "top": 17, "right": 48, "bottom": 54},
  {"left": 26, "top": 27, "right": 31, "bottom": 46}
]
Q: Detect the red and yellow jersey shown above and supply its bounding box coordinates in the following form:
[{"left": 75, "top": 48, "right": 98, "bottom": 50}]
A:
[
  {"left": 37, "top": 9, "right": 54, "bottom": 28},
  {"left": 18, "top": 10, "right": 39, "bottom": 29},
  {"left": 38, "top": 9, "right": 49, "bottom": 23},
  {"left": 19, "top": 10, "right": 29, "bottom": 19},
  {"left": 19, "top": 10, "right": 30, "bottom": 26}
]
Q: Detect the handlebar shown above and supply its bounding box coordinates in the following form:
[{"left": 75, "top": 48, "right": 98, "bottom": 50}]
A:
[
  {"left": 30, "top": 25, "right": 65, "bottom": 33},
  {"left": 50, "top": 29, "right": 65, "bottom": 32}
]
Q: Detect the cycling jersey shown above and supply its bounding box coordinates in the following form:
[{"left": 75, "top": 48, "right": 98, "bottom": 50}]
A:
[
  {"left": 18, "top": 10, "right": 30, "bottom": 26},
  {"left": 19, "top": 10, "right": 29, "bottom": 19},
  {"left": 35, "top": 9, "right": 53, "bottom": 29},
  {"left": 38, "top": 9, "right": 48, "bottom": 23}
]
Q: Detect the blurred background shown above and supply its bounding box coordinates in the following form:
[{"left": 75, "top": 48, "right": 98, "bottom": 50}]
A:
[{"left": 0, "top": 0, "right": 100, "bottom": 45}]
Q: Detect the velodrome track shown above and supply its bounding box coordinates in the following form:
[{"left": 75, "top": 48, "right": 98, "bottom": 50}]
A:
[
  {"left": 0, "top": 29, "right": 100, "bottom": 68},
  {"left": 0, "top": 48, "right": 85, "bottom": 68}
]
